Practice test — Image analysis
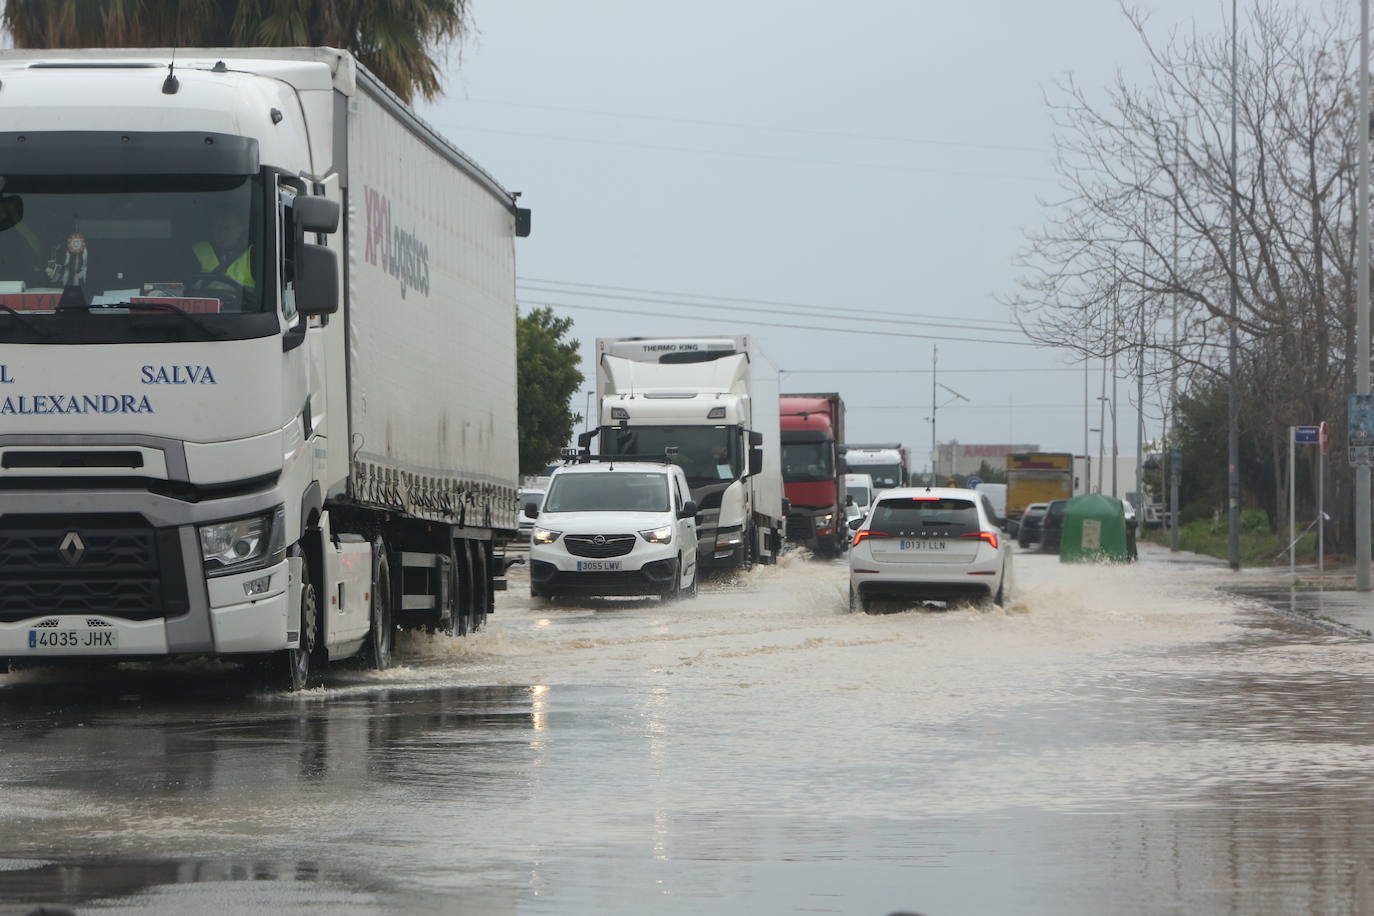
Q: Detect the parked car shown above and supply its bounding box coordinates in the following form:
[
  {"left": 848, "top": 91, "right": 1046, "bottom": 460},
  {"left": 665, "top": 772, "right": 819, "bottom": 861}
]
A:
[
  {"left": 1039, "top": 499, "right": 1068, "bottom": 554},
  {"left": 528, "top": 461, "right": 699, "bottom": 601},
  {"left": 847, "top": 487, "right": 1012, "bottom": 612},
  {"left": 1017, "top": 502, "right": 1049, "bottom": 549},
  {"left": 517, "top": 488, "right": 546, "bottom": 542}
]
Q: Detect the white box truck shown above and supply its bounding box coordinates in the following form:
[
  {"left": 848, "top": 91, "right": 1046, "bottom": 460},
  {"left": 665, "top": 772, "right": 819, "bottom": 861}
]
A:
[
  {"left": 585, "top": 336, "right": 784, "bottom": 571},
  {"left": 0, "top": 48, "right": 529, "bottom": 688}
]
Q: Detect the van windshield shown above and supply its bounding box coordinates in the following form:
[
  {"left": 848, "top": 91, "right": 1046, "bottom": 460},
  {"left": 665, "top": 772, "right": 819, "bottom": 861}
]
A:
[{"left": 544, "top": 473, "right": 670, "bottom": 513}]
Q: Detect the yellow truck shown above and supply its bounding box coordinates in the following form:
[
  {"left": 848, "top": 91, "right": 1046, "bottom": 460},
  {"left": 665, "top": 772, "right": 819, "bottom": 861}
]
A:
[{"left": 1006, "top": 452, "right": 1075, "bottom": 523}]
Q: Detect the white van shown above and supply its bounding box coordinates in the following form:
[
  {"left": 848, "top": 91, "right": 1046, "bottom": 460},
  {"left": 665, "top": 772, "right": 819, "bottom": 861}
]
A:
[
  {"left": 844, "top": 472, "right": 876, "bottom": 521},
  {"left": 972, "top": 482, "right": 1007, "bottom": 523},
  {"left": 528, "top": 461, "right": 699, "bottom": 600}
]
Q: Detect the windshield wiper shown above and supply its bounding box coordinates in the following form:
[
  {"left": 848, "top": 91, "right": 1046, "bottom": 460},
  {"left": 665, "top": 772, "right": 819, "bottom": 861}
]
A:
[
  {"left": 70, "top": 300, "right": 226, "bottom": 337},
  {"left": 0, "top": 304, "right": 50, "bottom": 338}
]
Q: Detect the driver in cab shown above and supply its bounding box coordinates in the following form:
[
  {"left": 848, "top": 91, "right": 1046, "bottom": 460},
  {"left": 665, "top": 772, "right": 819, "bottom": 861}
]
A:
[{"left": 192, "top": 212, "right": 255, "bottom": 291}]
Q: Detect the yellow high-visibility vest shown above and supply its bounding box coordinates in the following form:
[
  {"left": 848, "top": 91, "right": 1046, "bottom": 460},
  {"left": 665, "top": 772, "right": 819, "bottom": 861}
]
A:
[{"left": 192, "top": 241, "right": 255, "bottom": 288}]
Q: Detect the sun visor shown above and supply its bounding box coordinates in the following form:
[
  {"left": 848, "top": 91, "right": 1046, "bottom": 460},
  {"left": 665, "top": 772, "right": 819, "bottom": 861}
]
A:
[{"left": 0, "top": 131, "right": 260, "bottom": 175}]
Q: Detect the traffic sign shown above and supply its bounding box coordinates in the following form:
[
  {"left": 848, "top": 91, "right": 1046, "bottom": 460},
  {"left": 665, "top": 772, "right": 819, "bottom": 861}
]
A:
[
  {"left": 1320, "top": 420, "right": 1330, "bottom": 454},
  {"left": 966, "top": 476, "right": 982, "bottom": 488},
  {"left": 1350, "top": 446, "right": 1374, "bottom": 466},
  {"left": 1295, "top": 425, "right": 1320, "bottom": 444}
]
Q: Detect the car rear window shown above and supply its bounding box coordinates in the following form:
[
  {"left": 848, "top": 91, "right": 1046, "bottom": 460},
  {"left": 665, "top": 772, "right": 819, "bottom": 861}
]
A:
[{"left": 869, "top": 497, "right": 980, "bottom": 535}]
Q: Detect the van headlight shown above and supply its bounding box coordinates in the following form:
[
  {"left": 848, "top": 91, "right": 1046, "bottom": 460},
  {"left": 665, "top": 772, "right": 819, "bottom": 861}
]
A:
[
  {"left": 200, "top": 506, "right": 285, "bottom": 576},
  {"left": 532, "top": 527, "right": 562, "bottom": 545},
  {"left": 639, "top": 525, "right": 673, "bottom": 544}
]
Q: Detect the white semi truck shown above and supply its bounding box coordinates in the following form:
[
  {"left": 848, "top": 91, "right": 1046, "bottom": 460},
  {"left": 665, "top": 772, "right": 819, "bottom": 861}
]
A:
[
  {"left": 0, "top": 48, "right": 529, "bottom": 689},
  {"left": 584, "top": 336, "right": 785, "bottom": 571}
]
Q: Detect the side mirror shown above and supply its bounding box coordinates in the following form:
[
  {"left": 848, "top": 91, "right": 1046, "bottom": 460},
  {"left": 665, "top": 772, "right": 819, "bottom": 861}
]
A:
[
  {"left": 296, "top": 196, "right": 340, "bottom": 234},
  {"left": 748, "top": 447, "right": 763, "bottom": 477},
  {"left": 845, "top": 495, "right": 855, "bottom": 506},
  {"left": 296, "top": 243, "right": 338, "bottom": 315},
  {"left": 679, "top": 500, "right": 698, "bottom": 520},
  {"left": 523, "top": 504, "right": 539, "bottom": 519},
  {"left": 577, "top": 429, "right": 597, "bottom": 450},
  {"left": 837, "top": 457, "right": 848, "bottom": 475},
  {"left": 848, "top": 517, "right": 864, "bottom": 530}
]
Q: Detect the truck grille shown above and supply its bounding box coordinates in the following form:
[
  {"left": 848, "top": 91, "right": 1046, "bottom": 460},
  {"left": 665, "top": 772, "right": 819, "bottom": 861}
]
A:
[
  {"left": 563, "top": 534, "right": 636, "bottom": 558},
  {"left": 0, "top": 515, "right": 180, "bottom": 622},
  {"left": 786, "top": 514, "right": 812, "bottom": 542}
]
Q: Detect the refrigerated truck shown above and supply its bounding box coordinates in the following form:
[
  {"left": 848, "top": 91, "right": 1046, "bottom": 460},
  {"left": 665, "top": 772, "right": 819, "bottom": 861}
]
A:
[
  {"left": 587, "top": 336, "right": 785, "bottom": 570},
  {"left": 780, "top": 393, "right": 847, "bottom": 557},
  {"left": 844, "top": 443, "right": 910, "bottom": 491},
  {"left": 0, "top": 48, "right": 529, "bottom": 689}
]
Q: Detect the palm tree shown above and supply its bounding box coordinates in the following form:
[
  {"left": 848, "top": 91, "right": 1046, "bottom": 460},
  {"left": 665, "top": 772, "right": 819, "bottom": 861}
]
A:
[{"left": 2, "top": 0, "right": 468, "bottom": 103}]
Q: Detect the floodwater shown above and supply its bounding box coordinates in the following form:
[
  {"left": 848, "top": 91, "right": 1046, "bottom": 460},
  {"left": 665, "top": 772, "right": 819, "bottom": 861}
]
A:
[{"left": 3, "top": 545, "right": 1373, "bottom": 915}]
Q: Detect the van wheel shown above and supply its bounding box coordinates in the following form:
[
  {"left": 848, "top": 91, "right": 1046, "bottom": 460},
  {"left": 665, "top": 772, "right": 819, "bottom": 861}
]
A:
[
  {"left": 683, "top": 565, "right": 698, "bottom": 600},
  {"left": 360, "top": 549, "right": 394, "bottom": 670},
  {"left": 661, "top": 559, "right": 683, "bottom": 602}
]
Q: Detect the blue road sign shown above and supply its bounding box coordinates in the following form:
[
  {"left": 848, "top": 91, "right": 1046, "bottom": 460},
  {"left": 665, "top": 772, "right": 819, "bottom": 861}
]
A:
[
  {"left": 967, "top": 476, "right": 982, "bottom": 488},
  {"left": 1294, "top": 425, "right": 1320, "bottom": 444}
]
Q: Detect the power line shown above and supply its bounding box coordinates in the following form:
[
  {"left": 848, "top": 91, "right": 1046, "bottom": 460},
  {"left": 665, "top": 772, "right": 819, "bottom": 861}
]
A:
[
  {"left": 518, "top": 284, "right": 1023, "bottom": 337},
  {"left": 523, "top": 298, "right": 1042, "bottom": 347},
  {"left": 518, "top": 276, "right": 1016, "bottom": 329},
  {"left": 850, "top": 404, "right": 1084, "bottom": 410},
  {"left": 440, "top": 124, "right": 1059, "bottom": 183},
  {"left": 461, "top": 97, "right": 1051, "bottom": 155}
]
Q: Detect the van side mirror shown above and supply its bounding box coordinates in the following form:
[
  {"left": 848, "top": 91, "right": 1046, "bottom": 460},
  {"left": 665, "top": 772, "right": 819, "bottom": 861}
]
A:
[
  {"left": 679, "top": 500, "right": 698, "bottom": 519},
  {"left": 848, "top": 517, "right": 864, "bottom": 530},
  {"left": 296, "top": 244, "right": 338, "bottom": 315},
  {"left": 523, "top": 503, "right": 539, "bottom": 519}
]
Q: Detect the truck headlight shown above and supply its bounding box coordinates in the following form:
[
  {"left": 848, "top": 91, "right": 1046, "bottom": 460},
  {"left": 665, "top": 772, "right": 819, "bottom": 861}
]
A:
[
  {"left": 200, "top": 506, "right": 285, "bottom": 576},
  {"left": 715, "top": 528, "right": 743, "bottom": 548},
  {"left": 639, "top": 525, "right": 673, "bottom": 544},
  {"left": 816, "top": 513, "right": 833, "bottom": 526},
  {"left": 532, "top": 527, "right": 562, "bottom": 545}
]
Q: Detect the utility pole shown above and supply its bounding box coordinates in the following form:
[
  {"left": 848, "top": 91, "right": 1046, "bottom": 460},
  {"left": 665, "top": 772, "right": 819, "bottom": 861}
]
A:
[
  {"left": 1358, "top": 0, "right": 1372, "bottom": 590},
  {"left": 930, "top": 345, "right": 938, "bottom": 483},
  {"left": 1171, "top": 127, "right": 1182, "bottom": 552},
  {"left": 1226, "top": 0, "right": 1242, "bottom": 570}
]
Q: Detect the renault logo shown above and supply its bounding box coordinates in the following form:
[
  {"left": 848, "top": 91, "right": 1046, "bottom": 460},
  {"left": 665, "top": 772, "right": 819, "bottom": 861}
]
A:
[{"left": 58, "top": 531, "right": 86, "bottom": 566}]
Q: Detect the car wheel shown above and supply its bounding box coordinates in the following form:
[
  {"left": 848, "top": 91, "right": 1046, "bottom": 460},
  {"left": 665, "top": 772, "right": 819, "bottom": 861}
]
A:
[
  {"left": 848, "top": 583, "right": 868, "bottom": 614},
  {"left": 993, "top": 565, "right": 1007, "bottom": 606},
  {"left": 662, "top": 558, "right": 683, "bottom": 602}
]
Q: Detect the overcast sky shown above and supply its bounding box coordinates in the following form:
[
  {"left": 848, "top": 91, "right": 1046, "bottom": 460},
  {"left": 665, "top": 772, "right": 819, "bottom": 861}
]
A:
[{"left": 420, "top": 0, "right": 1324, "bottom": 475}]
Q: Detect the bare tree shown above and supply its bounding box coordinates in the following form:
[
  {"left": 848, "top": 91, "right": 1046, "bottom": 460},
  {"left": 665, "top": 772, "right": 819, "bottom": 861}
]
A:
[{"left": 1011, "top": 1, "right": 1359, "bottom": 545}]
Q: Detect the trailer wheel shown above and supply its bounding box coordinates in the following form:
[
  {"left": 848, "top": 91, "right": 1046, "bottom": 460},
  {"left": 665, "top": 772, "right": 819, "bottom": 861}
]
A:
[
  {"left": 468, "top": 540, "right": 489, "bottom": 632},
  {"left": 360, "top": 549, "right": 394, "bottom": 670},
  {"left": 446, "top": 542, "right": 468, "bottom": 637},
  {"left": 263, "top": 578, "right": 319, "bottom": 691}
]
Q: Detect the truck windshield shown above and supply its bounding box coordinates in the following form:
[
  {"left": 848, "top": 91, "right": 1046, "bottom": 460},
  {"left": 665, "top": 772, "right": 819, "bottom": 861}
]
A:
[
  {"left": 857, "top": 464, "right": 903, "bottom": 489},
  {"left": 544, "top": 473, "right": 669, "bottom": 513},
  {"left": 782, "top": 442, "right": 833, "bottom": 482},
  {"left": 0, "top": 174, "right": 265, "bottom": 315},
  {"left": 604, "top": 425, "right": 742, "bottom": 487}
]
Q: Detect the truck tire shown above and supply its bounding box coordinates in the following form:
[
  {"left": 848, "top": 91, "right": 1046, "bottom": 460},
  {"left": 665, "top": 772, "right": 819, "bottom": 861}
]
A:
[
  {"left": 468, "top": 540, "right": 489, "bottom": 632},
  {"left": 262, "top": 577, "right": 319, "bottom": 692},
  {"left": 446, "top": 543, "right": 468, "bottom": 637},
  {"left": 360, "top": 549, "right": 394, "bottom": 670}
]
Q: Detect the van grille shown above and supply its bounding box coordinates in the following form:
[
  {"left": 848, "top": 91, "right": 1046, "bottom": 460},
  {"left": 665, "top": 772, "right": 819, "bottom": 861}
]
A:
[{"left": 563, "top": 534, "right": 636, "bottom": 558}]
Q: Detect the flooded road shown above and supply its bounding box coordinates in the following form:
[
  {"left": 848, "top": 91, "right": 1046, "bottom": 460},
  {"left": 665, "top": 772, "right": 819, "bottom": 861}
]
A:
[{"left": 3, "top": 545, "right": 1373, "bottom": 915}]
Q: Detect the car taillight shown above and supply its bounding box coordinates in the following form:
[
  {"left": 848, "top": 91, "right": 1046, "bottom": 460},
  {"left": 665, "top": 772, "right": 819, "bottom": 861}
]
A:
[
  {"left": 961, "top": 530, "right": 999, "bottom": 549},
  {"left": 852, "top": 529, "right": 888, "bottom": 547}
]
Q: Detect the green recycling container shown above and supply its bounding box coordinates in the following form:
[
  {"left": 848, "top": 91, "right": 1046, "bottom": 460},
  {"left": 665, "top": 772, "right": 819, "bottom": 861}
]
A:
[{"left": 1059, "top": 493, "right": 1133, "bottom": 563}]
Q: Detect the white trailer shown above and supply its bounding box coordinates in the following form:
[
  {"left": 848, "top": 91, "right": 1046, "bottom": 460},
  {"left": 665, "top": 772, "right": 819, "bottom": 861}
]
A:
[
  {"left": 587, "top": 336, "right": 784, "bottom": 571},
  {"left": 0, "top": 48, "right": 528, "bottom": 688}
]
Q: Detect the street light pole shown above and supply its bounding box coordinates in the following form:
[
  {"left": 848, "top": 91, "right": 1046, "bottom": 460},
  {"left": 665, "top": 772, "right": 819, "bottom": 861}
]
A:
[
  {"left": 1226, "top": 0, "right": 1242, "bottom": 570},
  {"left": 1358, "top": 0, "right": 1372, "bottom": 590}
]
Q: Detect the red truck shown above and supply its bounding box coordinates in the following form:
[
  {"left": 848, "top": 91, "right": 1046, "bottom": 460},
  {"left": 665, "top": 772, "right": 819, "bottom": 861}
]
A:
[{"left": 780, "top": 393, "right": 847, "bottom": 557}]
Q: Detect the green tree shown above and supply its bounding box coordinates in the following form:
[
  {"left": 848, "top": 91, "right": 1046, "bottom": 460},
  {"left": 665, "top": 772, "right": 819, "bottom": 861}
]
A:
[
  {"left": 517, "top": 307, "right": 584, "bottom": 477},
  {"left": 2, "top": 0, "right": 467, "bottom": 103}
]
